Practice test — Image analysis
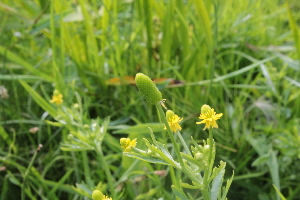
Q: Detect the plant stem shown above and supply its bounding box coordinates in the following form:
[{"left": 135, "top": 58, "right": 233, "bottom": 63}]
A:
[
  {"left": 208, "top": 129, "right": 214, "bottom": 175},
  {"left": 156, "top": 103, "right": 184, "bottom": 167},
  {"left": 81, "top": 151, "right": 93, "bottom": 187},
  {"left": 155, "top": 103, "right": 202, "bottom": 186},
  {"left": 169, "top": 167, "right": 180, "bottom": 188},
  {"left": 202, "top": 129, "right": 214, "bottom": 200},
  {"left": 95, "top": 147, "right": 116, "bottom": 199},
  {"left": 177, "top": 131, "right": 192, "bottom": 156}
]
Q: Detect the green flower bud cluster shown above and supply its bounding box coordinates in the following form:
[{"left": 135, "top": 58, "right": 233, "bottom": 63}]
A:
[
  {"left": 191, "top": 140, "right": 215, "bottom": 169},
  {"left": 135, "top": 73, "right": 162, "bottom": 105},
  {"left": 146, "top": 149, "right": 160, "bottom": 158}
]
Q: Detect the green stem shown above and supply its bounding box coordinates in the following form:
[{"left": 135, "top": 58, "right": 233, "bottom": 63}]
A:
[
  {"left": 169, "top": 167, "right": 180, "bottom": 188},
  {"left": 208, "top": 129, "right": 214, "bottom": 175},
  {"left": 155, "top": 103, "right": 184, "bottom": 167},
  {"left": 81, "top": 151, "right": 93, "bottom": 187},
  {"left": 177, "top": 131, "right": 192, "bottom": 156},
  {"left": 202, "top": 129, "right": 214, "bottom": 200},
  {"left": 155, "top": 103, "right": 202, "bottom": 186},
  {"left": 95, "top": 147, "right": 116, "bottom": 199}
]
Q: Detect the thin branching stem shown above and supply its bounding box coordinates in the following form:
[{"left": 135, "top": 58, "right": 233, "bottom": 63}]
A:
[
  {"left": 155, "top": 103, "right": 202, "bottom": 186},
  {"left": 156, "top": 102, "right": 184, "bottom": 167}
]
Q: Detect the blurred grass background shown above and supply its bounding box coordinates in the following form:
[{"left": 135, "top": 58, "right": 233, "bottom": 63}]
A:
[{"left": 0, "top": 0, "right": 300, "bottom": 199}]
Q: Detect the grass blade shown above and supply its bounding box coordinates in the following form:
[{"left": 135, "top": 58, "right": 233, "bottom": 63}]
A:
[
  {"left": 0, "top": 45, "right": 53, "bottom": 82},
  {"left": 19, "top": 80, "right": 57, "bottom": 117}
]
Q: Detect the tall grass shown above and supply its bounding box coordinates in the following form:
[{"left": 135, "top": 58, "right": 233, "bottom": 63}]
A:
[{"left": 0, "top": 0, "right": 300, "bottom": 199}]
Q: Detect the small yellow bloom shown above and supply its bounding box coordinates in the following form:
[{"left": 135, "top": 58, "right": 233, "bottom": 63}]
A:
[
  {"left": 120, "top": 138, "right": 137, "bottom": 152},
  {"left": 165, "top": 110, "right": 183, "bottom": 132},
  {"left": 92, "top": 190, "right": 112, "bottom": 200},
  {"left": 50, "top": 89, "right": 63, "bottom": 105},
  {"left": 196, "top": 104, "right": 223, "bottom": 130}
]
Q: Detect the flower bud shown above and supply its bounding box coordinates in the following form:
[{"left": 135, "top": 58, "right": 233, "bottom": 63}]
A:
[
  {"left": 67, "top": 134, "right": 74, "bottom": 140},
  {"left": 135, "top": 73, "right": 162, "bottom": 105},
  {"left": 195, "top": 152, "right": 204, "bottom": 160},
  {"left": 204, "top": 145, "right": 210, "bottom": 150},
  {"left": 147, "top": 149, "right": 155, "bottom": 156},
  {"left": 73, "top": 103, "right": 80, "bottom": 109},
  {"left": 83, "top": 124, "right": 90, "bottom": 129}
]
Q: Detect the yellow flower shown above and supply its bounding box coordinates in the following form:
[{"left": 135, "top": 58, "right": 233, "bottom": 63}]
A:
[
  {"left": 92, "top": 190, "right": 112, "bottom": 200},
  {"left": 120, "top": 138, "right": 137, "bottom": 152},
  {"left": 50, "top": 89, "right": 63, "bottom": 105},
  {"left": 165, "top": 110, "right": 183, "bottom": 132},
  {"left": 196, "top": 104, "right": 223, "bottom": 130}
]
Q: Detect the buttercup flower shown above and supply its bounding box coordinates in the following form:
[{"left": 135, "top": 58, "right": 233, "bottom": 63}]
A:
[
  {"left": 165, "top": 110, "right": 183, "bottom": 132},
  {"left": 196, "top": 104, "right": 223, "bottom": 130},
  {"left": 92, "top": 190, "right": 112, "bottom": 200},
  {"left": 50, "top": 89, "right": 63, "bottom": 105},
  {"left": 120, "top": 138, "right": 137, "bottom": 152}
]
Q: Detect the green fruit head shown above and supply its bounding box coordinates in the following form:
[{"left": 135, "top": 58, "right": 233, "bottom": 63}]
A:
[
  {"left": 166, "top": 110, "right": 175, "bottom": 120},
  {"left": 92, "top": 190, "right": 104, "bottom": 200},
  {"left": 135, "top": 73, "right": 162, "bottom": 105},
  {"left": 201, "top": 104, "right": 211, "bottom": 114}
]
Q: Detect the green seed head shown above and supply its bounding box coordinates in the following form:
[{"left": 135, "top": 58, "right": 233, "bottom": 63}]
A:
[
  {"left": 135, "top": 73, "right": 162, "bottom": 105},
  {"left": 201, "top": 104, "right": 211, "bottom": 114},
  {"left": 166, "top": 110, "right": 175, "bottom": 120}
]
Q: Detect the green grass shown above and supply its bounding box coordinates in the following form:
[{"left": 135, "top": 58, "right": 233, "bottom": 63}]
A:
[{"left": 1, "top": 0, "right": 300, "bottom": 199}]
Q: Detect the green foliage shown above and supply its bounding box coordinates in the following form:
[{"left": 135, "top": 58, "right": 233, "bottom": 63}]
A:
[{"left": 0, "top": 0, "right": 300, "bottom": 199}]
